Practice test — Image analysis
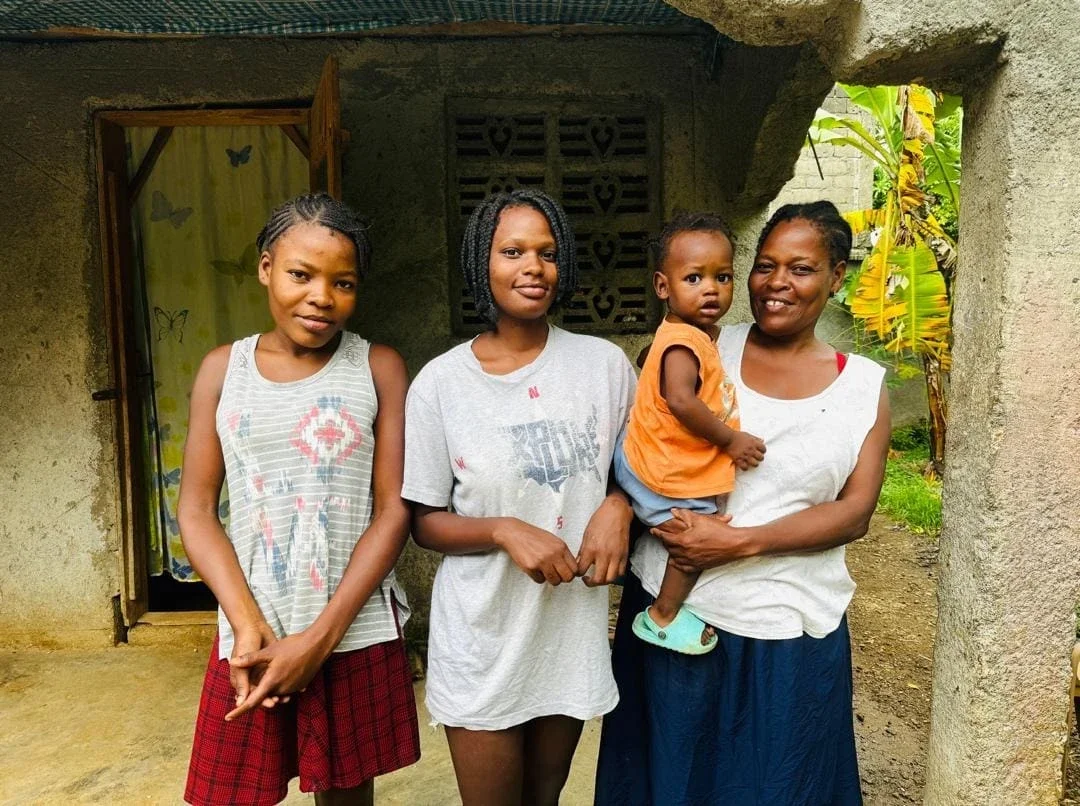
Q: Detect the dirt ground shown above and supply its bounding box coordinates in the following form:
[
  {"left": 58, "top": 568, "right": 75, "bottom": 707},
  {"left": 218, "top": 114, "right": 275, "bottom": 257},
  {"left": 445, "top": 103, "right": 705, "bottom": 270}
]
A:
[
  {"left": 0, "top": 515, "right": 938, "bottom": 805},
  {"left": 847, "top": 515, "right": 939, "bottom": 804}
]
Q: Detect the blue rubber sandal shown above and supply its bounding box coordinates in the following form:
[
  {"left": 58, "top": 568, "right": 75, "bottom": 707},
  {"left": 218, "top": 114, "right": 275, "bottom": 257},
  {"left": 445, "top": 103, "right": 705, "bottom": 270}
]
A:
[{"left": 632, "top": 605, "right": 718, "bottom": 655}]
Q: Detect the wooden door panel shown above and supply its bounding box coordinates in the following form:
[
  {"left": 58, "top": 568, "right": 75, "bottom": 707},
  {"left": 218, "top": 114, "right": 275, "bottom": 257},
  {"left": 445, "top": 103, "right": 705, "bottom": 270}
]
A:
[
  {"left": 309, "top": 56, "right": 343, "bottom": 198},
  {"left": 95, "top": 117, "right": 149, "bottom": 625}
]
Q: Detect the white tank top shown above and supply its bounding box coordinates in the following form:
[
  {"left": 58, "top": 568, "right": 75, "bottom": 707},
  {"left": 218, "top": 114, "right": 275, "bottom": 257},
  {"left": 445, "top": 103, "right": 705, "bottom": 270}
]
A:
[
  {"left": 631, "top": 323, "right": 885, "bottom": 640},
  {"left": 214, "top": 332, "right": 407, "bottom": 658}
]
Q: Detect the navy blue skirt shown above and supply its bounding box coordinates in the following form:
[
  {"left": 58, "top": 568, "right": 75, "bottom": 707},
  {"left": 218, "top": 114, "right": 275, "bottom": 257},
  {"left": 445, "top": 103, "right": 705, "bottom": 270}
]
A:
[{"left": 595, "top": 573, "right": 862, "bottom": 806}]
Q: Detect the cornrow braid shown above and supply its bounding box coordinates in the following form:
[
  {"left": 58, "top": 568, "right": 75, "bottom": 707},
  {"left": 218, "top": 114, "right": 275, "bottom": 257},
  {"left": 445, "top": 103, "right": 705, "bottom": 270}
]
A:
[
  {"left": 460, "top": 189, "right": 578, "bottom": 327},
  {"left": 756, "top": 201, "right": 852, "bottom": 267},
  {"left": 256, "top": 192, "right": 372, "bottom": 275},
  {"left": 650, "top": 211, "right": 735, "bottom": 272}
]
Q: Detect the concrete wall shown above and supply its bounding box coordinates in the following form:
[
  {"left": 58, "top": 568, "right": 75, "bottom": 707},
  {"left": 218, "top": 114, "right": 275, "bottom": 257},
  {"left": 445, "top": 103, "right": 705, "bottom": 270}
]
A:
[{"left": 0, "top": 32, "right": 820, "bottom": 647}]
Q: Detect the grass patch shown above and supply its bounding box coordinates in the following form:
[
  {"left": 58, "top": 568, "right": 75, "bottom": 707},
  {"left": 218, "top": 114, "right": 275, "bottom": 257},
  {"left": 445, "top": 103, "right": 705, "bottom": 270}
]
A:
[{"left": 877, "top": 424, "right": 942, "bottom": 536}]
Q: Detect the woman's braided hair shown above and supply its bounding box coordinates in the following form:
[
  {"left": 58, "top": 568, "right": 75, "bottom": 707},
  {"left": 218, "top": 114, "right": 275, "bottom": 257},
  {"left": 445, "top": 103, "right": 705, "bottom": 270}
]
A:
[
  {"left": 460, "top": 189, "right": 578, "bottom": 326},
  {"left": 755, "top": 201, "right": 852, "bottom": 266},
  {"left": 256, "top": 192, "right": 372, "bottom": 275}
]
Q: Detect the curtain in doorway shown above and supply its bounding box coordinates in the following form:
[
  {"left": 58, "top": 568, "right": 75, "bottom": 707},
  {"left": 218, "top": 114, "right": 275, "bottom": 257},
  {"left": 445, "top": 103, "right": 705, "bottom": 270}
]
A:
[{"left": 127, "top": 125, "right": 309, "bottom": 580}]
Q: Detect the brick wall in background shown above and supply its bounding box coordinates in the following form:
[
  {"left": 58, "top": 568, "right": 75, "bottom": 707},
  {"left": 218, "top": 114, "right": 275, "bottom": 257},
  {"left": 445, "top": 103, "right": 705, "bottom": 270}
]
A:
[{"left": 770, "top": 85, "right": 877, "bottom": 215}]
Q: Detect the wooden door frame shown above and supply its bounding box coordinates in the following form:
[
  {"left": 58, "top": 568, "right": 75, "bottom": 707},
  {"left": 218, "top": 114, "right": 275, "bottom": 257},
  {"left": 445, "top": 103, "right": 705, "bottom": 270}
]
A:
[{"left": 94, "top": 61, "right": 344, "bottom": 629}]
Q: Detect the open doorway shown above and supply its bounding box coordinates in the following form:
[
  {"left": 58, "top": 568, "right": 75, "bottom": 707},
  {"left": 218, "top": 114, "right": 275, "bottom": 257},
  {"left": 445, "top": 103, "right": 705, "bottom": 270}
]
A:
[{"left": 95, "top": 57, "right": 345, "bottom": 627}]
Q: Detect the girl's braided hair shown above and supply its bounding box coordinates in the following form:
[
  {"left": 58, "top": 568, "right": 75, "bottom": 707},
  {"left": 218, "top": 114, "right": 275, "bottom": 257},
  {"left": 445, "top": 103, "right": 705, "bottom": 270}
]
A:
[
  {"left": 755, "top": 201, "right": 852, "bottom": 266},
  {"left": 460, "top": 189, "right": 578, "bottom": 326},
  {"left": 256, "top": 192, "right": 372, "bottom": 275}
]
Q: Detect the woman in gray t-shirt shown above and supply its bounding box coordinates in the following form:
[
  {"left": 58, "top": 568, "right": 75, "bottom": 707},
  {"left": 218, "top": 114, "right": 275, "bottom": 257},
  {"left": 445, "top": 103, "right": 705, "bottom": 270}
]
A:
[{"left": 402, "top": 190, "right": 636, "bottom": 804}]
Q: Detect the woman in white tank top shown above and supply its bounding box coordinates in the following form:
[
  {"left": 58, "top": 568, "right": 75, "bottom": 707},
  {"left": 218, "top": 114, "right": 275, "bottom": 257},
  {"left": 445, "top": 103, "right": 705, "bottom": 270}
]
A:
[{"left": 596, "top": 201, "right": 891, "bottom": 805}]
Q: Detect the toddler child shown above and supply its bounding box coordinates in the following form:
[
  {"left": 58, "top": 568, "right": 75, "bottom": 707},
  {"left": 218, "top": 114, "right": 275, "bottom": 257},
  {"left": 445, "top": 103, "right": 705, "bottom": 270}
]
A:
[{"left": 616, "top": 212, "right": 766, "bottom": 654}]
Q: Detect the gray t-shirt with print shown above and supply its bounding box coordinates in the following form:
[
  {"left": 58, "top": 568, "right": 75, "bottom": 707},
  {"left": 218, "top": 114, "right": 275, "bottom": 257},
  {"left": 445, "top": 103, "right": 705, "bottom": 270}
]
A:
[{"left": 402, "top": 326, "right": 635, "bottom": 730}]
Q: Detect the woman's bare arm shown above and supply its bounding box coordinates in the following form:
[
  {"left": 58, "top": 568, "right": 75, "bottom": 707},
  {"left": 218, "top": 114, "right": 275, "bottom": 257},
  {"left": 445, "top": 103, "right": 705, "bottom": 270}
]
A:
[
  {"left": 412, "top": 505, "right": 580, "bottom": 586},
  {"left": 178, "top": 345, "right": 277, "bottom": 710}
]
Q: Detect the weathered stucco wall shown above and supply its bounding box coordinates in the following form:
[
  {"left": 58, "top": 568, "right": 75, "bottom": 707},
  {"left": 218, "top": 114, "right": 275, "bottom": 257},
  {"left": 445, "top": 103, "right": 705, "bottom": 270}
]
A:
[
  {"left": 0, "top": 39, "right": 337, "bottom": 647},
  {"left": 920, "top": 14, "right": 1080, "bottom": 806},
  {"left": 0, "top": 32, "right": 821, "bottom": 647}
]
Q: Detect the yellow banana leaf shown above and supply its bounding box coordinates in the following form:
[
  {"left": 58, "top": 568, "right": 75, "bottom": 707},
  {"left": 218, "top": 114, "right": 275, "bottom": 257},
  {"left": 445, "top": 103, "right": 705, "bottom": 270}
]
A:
[
  {"left": 881, "top": 241, "right": 951, "bottom": 361},
  {"left": 903, "top": 85, "right": 937, "bottom": 144},
  {"left": 912, "top": 211, "right": 953, "bottom": 244},
  {"left": 898, "top": 163, "right": 928, "bottom": 211},
  {"left": 850, "top": 246, "right": 905, "bottom": 336},
  {"left": 843, "top": 208, "right": 887, "bottom": 234}
]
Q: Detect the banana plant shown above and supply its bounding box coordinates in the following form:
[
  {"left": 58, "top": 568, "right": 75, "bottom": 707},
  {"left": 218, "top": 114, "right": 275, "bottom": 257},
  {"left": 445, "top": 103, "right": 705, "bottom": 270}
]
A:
[{"left": 809, "top": 83, "right": 961, "bottom": 476}]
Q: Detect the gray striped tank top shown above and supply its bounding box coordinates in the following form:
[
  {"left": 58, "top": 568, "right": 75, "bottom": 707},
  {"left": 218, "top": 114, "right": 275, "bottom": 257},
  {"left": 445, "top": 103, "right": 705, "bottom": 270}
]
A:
[{"left": 214, "top": 331, "right": 407, "bottom": 658}]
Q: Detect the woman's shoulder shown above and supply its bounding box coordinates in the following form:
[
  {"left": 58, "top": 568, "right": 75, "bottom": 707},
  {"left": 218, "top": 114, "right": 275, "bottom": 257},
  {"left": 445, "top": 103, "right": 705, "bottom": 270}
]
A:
[
  {"left": 718, "top": 321, "right": 753, "bottom": 345},
  {"left": 839, "top": 351, "right": 887, "bottom": 386},
  {"left": 838, "top": 353, "right": 887, "bottom": 403},
  {"left": 199, "top": 337, "right": 251, "bottom": 379}
]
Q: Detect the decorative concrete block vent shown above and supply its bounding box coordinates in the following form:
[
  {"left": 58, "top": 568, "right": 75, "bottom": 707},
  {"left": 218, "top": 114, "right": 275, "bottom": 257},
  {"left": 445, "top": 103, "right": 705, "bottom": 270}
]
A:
[{"left": 447, "top": 99, "right": 663, "bottom": 336}]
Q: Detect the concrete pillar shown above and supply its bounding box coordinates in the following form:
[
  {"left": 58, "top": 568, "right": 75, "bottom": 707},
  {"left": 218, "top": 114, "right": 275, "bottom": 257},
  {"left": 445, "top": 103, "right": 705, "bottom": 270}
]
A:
[{"left": 924, "top": 18, "right": 1080, "bottom": 804}]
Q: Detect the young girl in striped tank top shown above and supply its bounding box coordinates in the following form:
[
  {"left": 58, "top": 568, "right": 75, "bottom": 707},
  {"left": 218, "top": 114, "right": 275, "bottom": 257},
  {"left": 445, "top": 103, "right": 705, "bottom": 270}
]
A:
[{"left": 179, "top": 193, "right": 419, "bottom": 806}]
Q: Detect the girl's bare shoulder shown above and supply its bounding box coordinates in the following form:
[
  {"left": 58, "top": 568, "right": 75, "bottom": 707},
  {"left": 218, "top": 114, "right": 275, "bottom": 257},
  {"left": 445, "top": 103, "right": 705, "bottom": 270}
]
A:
[
  {"left": 367, "top": 342, "right": 409, "bottom": 387},
  {"left": 192, "top": 343, "right": 235, "bottom": 395}
]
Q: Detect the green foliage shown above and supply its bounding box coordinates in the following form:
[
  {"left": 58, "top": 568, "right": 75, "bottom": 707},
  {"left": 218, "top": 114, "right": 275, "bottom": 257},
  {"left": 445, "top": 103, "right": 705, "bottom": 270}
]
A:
[
  {"left": 872, "top": 165, "right": 891, "bottom": 209},
  {"left": 811, "top": 84, "right": 962, "bottom": 473},
  {"left": 890, "top": 423, "right": 930, "bottom": 451},
  {"left": 810, "top": 84, "right": 961, "bottom": 362},
  {"left": 928, "top": 108, "right": 961, "bottom": 242},
  {"left": 878, "top": 424, "right": 942, "bottom": 536}
]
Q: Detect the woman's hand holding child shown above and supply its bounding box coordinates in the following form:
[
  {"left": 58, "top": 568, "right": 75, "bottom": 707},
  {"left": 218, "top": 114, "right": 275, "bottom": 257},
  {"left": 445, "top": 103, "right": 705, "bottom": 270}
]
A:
[{"left": 651, "top": 509, "right": 754, "bottom": 574}]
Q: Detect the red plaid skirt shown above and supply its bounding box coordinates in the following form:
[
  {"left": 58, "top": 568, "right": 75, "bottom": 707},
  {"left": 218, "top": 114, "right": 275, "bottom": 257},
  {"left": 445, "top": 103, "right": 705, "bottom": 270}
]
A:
[{"left": 185, "top": 635, "right": 420, "bottom": 806}]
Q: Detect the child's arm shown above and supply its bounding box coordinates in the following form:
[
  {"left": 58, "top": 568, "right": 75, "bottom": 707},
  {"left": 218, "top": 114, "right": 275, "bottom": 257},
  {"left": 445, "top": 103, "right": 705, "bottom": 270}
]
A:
[
  {"left": 661, "top": 346, "right": 766, "bottom": 470},
  {"left": 227, "top": 344, "right": 413, "bottom": 720},
  {"left": 178, "top": 346, "right": 278, "bottom": 708}
]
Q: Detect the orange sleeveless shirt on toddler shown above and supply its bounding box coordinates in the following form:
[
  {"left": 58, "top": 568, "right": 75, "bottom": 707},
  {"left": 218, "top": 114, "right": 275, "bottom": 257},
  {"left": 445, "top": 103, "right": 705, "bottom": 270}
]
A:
[{"left": 622, "top": 318, "right": 739, "bottom": 499}]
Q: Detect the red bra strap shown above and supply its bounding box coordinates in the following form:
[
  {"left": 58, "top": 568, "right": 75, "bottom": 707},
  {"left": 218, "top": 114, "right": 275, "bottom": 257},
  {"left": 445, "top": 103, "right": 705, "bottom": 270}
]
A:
[{"left": 836, "top": 352, "right": 848, "bottom": 373}]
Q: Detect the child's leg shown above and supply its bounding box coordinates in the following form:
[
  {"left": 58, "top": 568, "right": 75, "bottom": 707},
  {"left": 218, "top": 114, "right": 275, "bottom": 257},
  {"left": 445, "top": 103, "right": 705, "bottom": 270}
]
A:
[
  {"left": 650, "top": 492, "right": 727, "bottom": 629},
  {"left": 649, "top": 561, "right": 703, "bottom": 628}
]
